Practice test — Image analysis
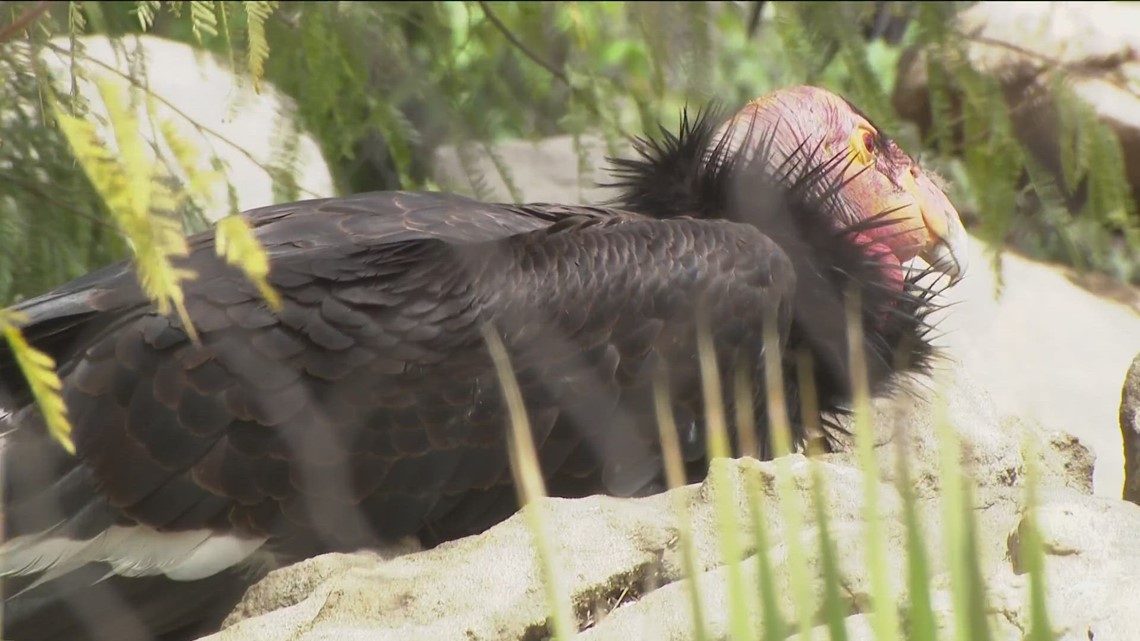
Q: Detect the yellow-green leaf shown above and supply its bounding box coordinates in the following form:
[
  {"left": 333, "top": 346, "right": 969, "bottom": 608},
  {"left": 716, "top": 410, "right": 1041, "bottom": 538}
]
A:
[
  {"left": 53, "top": 79, "right": 199, "bottom": 340},
  {"left": 215, "top": 215, "right": 282, "bottom": 311},
  {"left": 244, "top": 1, "right": 278, "bottom": 94},
  {"left": 134, "top": 0, "right": 162, "bottom": 31},
  {"left": 190, "top": 1, "right": 219, "bottom": 42},
  {"left": 154, "top": 112, "right": 224, "bottom": 208},
  {"left": 0, "top": 310, "right": 74, "bottom": 455}
]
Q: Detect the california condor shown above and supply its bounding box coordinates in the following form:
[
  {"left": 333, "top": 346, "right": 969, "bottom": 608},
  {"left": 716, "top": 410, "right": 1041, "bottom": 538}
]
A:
[{"left": 0, "top": 86, "right": 966, "bottom": 641}]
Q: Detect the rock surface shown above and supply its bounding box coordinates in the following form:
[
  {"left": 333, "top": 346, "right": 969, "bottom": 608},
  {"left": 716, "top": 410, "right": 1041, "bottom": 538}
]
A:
[
  {"left": 200, "top": 132, "right": 1140, "bottom": 640},
  {"left": 929, "top": 240, "right": 1140, "bottom": 498},
  {"left": 204, "top": 363, "right": 1118, "bottom": 641},
  {"left": 1008, "top": 492, "right": 1140, "bottom": 640},
  {"left": 433, "top": 134, "right": 621, "bottom": 206},
  {"left": 25, "top": 35, "right": 334, "bottom": 223},
  {"left": 1123, "top": 353, "right": 1140, "bottom": 505}
]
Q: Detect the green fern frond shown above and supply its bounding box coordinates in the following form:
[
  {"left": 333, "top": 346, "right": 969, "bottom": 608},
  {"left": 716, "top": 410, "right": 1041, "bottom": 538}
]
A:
[
  {"left": 214, "top": 215, "right": 282, "bottom": 311},
  {"left": 218, "top": 157, "right": 243, "bottom": 219},
  {"left": 1020, "top": 149, "right": 1086, "bottom": 272},
  {"left": 770, "top": 4, "right": 829, "bottom": 84},
  {"left": 1051, "top": 75, "right": 1088, "bottom": 194},
  {"left": 376, "top": 100, "right": 419, "bottom": 188},
  {"left": 914, "top": 4, "right": 955, "bottom": 156},
  {"left": 481, "top": 141, "right": 522, "bottom": 203},
  {"left": 455, "top": 141, "right": 494, "bottom": 201},
  {"left": 67, "top": 2, "right": 87, "bottom": 33},
  {"left": 244, "top": 0, "right": 277, "bottom": 94},
  {"left": 190, "top": 1, "right": 220, "bottom": 43},
  {"left": 66, "top": 2, "right": 89, "bottom": 110},
  {"left": 133, "top": 0, "right": 163, "bottom": 31},
  {"left": 53, "top": 79, "right": 199, "bottom": 340},
  {"left": 154, "top": 111, "right": 224, "bottom": 210},
  {"left": 0, "top": 310, "right": 74, "bottom": 454},
  {"left": 217, "top": 0, "right": 237, "bottom": 81},
  {"left": 1086, "top": 116, "right": 1135, "bottom": 225},
  {"left": 266, "top": 115, "right": 302, "bottom": 203}
]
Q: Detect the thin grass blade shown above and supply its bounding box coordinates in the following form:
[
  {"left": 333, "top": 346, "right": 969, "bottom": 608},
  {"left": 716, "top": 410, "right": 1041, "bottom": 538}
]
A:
[
  {"left": 797, "top": 355, "right": 848, "bottom": 641},
  {"left": 933, "top": 382, "right": 968, "bottom": 641},
  {"left": 735, "top": 364, "right": 788, "bottom": 641},
  {"left": 761, "top": 304, "right": 815, "bottom": 640},
  {"left": 844, "top": 287, "right": 900, "bottom": 640},
  {"left": 481, "top": 323, "right": 575, "bottom": 641},
  {"left": 959, "top": 482, "right": 995, "bottom": 641},
  {"left": 696, "top": 314, "right": 754, "bottom": 641},
  {"left": 1021, "top": 437, "right": 1054, "bottom": 641},
  {"left": 897, "top": 423, "right": 938, "bottom": 641},
  {"left": 653, "top": 365, "right": 710, "bottom": 641}
]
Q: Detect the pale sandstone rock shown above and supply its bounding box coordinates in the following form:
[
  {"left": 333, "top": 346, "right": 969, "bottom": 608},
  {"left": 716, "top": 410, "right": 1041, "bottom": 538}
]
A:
[
  {"left": 202, "top": 357, "right": 1111, "bottom": 641},
  {"left": 18, "top": 34, "right": 335, "bottom": 223},
  {"left": 1121, "top": 353, "right": 1140, "bottom": 504}
]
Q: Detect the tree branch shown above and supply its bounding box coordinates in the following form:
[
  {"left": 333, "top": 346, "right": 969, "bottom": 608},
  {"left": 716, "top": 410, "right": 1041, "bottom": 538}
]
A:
[
  {"left": 958, "top": 29, "right": 1135, "bottom": 86},
  {"left": 477, "top": 0, "right": 569, "bottom": 86},
  {"left": 747, "top": 1, "right": 766, "bottom": 39},
  {"left": 0, "top": 1, "right": 51, "bottom": 45}
]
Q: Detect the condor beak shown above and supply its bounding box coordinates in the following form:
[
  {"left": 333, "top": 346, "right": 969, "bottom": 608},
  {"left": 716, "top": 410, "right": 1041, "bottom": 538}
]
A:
[{"left": 902, "top": 168, "right": 969, "bottom": 284}]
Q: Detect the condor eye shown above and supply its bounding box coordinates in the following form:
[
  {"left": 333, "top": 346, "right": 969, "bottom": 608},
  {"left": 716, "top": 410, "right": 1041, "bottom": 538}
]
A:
[{"left": 862, "top": 131, "right": 876, "bottom": 154}]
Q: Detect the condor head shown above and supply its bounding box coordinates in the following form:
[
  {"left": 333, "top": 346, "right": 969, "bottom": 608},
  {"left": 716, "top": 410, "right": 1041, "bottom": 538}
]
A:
[{"left": 715, "top": 85, "right": 968, "bottom": 285}]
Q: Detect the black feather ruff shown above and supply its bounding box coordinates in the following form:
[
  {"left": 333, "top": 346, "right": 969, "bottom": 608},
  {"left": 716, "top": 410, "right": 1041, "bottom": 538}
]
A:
[{"left": 604, "top": 104, "right": 948, "bottom": 454}]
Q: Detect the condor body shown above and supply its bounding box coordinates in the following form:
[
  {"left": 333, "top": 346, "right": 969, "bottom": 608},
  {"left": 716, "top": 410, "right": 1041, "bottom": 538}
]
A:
[{"left": 0, "top": 86, "right": 966, "bottom": 641}]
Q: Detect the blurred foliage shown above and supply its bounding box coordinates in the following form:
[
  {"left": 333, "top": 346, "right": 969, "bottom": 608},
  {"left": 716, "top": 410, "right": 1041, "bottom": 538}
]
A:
[
  {"left": 0, "top": 29, "right": 128, "bottom": 303},
  {"left": 0, "top": 0, "right": 1137, "bottom": 305}
]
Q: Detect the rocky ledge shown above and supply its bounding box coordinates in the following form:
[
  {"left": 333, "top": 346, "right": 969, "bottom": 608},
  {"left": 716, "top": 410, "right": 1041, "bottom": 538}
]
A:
[{"left": 201, "top": 360, "right": 1140, "bottom": 641}]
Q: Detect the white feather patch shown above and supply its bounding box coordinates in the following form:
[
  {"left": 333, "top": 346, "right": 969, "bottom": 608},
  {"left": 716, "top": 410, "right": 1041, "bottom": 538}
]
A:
[{"left": 1, "top": 526, "right": 267, "bottom": 583}]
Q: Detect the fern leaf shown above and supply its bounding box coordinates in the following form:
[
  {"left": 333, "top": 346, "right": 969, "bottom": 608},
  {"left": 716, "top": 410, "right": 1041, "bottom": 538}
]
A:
[
  {"left": 244, "top": 1, "right": 278, "bottom": 94},
  {"left": 266, "top": 114, "right": 302, "bottom": 203},
  {"left": 68, "top": 2, "right": 87, "bottom": 34},
  {"left": 133, "top": 0, "right": 163, "bottom": 31},
  {"left": 217, "top": 157, "right": 243, "bottom": 219},
  {"left": 190, "top": 1, "right": 219, "bottom": 42},
  {"left": 53, "top": 79, "right": 199, "bottom": 340},
  {"left": 455, "top": 141, "right": 493, "bottom": 202},
  {"left": 214, "top": 216, "right": 282, "bottom": 311},
  {"left": 154, "top": 113, "right": 224, "bottom": 208},
  {"left": 217, "top": 0, "right": 236, "bottom": 75},
  {"left": 0, "top": 310, "right": 74, "bottom": 455},
  {"left": 482, "top": 141, "right": 522, "bottom": 203},
  {"left": 915, "top": 4, "right": 954, "bottom": 155},
  {"left": 1086, "top": 118, "right": 1137, "bottom": 236},
  {"left": 1050, "top": 75, "right": 1086, "bottom": 194},
  {"left": 1021, "top": 149, "right": 1084, "bottom": 270},
  {"left": 66, "top": 2, "right": 88, "bottom": 109}
]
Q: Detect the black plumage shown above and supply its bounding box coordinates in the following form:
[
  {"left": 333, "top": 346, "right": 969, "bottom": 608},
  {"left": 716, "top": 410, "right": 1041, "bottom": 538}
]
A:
[{"left": 0, "top": 96, "right": 954, "bottom": 641}]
